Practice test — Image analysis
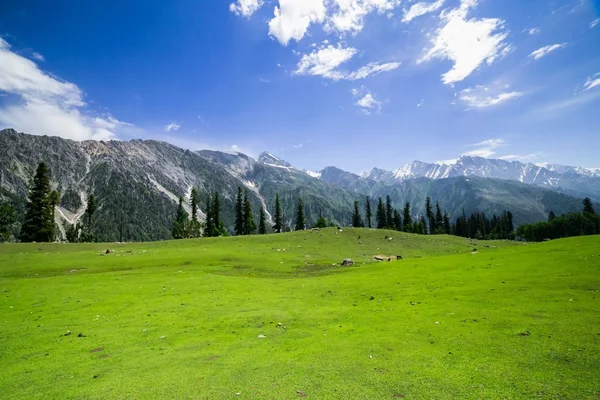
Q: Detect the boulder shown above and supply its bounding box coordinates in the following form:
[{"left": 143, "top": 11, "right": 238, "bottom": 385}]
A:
[{"left": 341, "top": 259, "right": 354, "bottom": 266}]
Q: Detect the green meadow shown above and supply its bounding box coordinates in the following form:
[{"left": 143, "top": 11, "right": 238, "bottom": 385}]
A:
[{"left": 1, "top": 229, "right": 599, "bottom": 399}]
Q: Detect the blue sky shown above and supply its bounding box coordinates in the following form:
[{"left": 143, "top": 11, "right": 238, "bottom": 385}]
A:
[{"left": 0, "top": 0, "right": 599, "bottom": 173}]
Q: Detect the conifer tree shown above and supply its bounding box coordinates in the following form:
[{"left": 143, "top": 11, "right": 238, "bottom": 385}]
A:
[
  {"left": 235, "top": 187, "right": 244, "bottom": 236},
  {"left": 0, "top": 201, "right": 16, "bottom": 242},
  {"left": 273, "top": 193, "right": 283, "bottom": 233},
  {"left": 295, "top": 198, "right": 305, "bottom": 231},
  {"left": 81, "top": 193, "right": 97, "bottom": 242},
  {"left": 394, "top": 210, "right": 402, "bottom": 232},
  {"left": 443, "top": 212, "right": 451, "bottom": 234},
  {"left": 435, "top": 202, "right": 443, "bottom": 233},
  {"left": 385, "top": 196, "right": 394, "bottom": 229},
  {"left": 213, "top": 192, "right": 221, "bottom": 235},
  {"left": 204, "top": 195, "right": 214, "bottom": 237},
  {"left": 188, "top": 188, "right": 201, "bottom": 238},
  {"left": 583, "top": 197, "right": 595, "bottom": 214},
  {"left": 420, "top": 216, "right": 427, "bottom": 235},
  {"left": 365, "top": 197, "right": 372, "bottom": 228},
  {"left": 403, "top": 202, "right": 412, "bottom": 233},
  {"left": 172, "top": 196, "right": 189, "bottom": 239},
  {"left": 548, "top": 211, "right": 556, "bottom": 221},
  {"left": 85, "top": 194, "right": 96, "bottom": 226},
  {"left": 376, "top": 197, "right": 386, "bottom": 229},
  {"left": 352, "top": 200, "right": 363, "bottom": 227},
  {"left": 258, "top": 207, "right": 267, "bottom": 234},
  {"left": 315, "top": 213, "right": 328, "bottom": 228},
  {"left": 426, "top": 197, "right": 435, "bottom": 234},
  {"left": 21, "top": 162, "right": 54, "bottom": 242},
  {"left": 243, "top": 192, "right": 256, "bottom": 235}
]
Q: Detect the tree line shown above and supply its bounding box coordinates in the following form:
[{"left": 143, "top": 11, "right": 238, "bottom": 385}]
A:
[{"left": 516, "top": 198, "right": 598, "bottom": 242}]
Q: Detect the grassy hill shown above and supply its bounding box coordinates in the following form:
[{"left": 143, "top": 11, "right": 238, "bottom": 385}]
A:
[{"left": 1, "top": 229, "right": 599, "bottom": 399}]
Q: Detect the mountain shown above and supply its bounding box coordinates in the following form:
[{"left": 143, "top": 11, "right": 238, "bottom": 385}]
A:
[
  {"left": 356, "top": 156, "right": 600, "bottom": 199},
  {"left": 0, "top": 129, "right": 586, "bottom": 241}
]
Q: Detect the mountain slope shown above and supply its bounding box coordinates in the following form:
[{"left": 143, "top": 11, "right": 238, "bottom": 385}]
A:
[{"left": 0, "top": 129, "right": 586, "bottom": 241}]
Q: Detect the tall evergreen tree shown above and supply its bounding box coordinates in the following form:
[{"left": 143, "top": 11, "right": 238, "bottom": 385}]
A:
[
  {"left": 0, "top": 201, "right": 16, "bottom": 242},
  {"left": 385, "top": 196, "right": 394, "bottom": 229},
  {"left": 213, "top": 192, "right": 221, "bottom": 235},
  {"left": 352, "top": 200, "right": 363, "bottom": 228},
  {"left": 403, "top": 202, "right": 412, "bottom": 233},
  {"left": 425, "top": 197, "right": 434, "bottom": 234},
  {"left": 548, "top": 211, "right": 556, "bottom": 221},
  {"left": 376, "top": 197, "right": 386, "bottom": 229},
  {"left": 295, "top": 198, "right": 306, "bottom": 231},
  {"left": 258, "top": 207, "right": 267, "bottom": 234},
  {"left": 235, "top": 187, "right": 244, "bottom": 236},
  {"left": 204, "top": 195, "right": 214, "bottom": 237},
  {"left": 435, "top": 202, "right": 443, "bottom": 233},
  {"left": 393, "top": 210, "right": 402, "bottom": 232},
  {"left": 21, "top": 162, "right": 54, "bottom": 242},
  {"left": 85, "top": 194, "right": 96, "bottom": 226},
  {"left": 443, "top": 212, "right": 451, "bottom": 234},
  {"left": 583, "top": 197, "right": 595, "bottom": 214},
  {"left": 190, "top": 189, "right": 199, "bottom": 222},
  {"left": 273, "top": 193, "right": 283, "bottom": 233},
  {"left": 365, "top": 197, "right": 372, "bottom": 228},
  {"left": 243, "top": 192, "right": 256, "bottom": 235},
  {"left": 315, "top": 213, "right": 328, "bottom": 228},
  {"left": 172, "top": 196, "right": 189, "bottom": 239},
  {"left": 420, "top": 216, "right": 427, "bottom": 235}
]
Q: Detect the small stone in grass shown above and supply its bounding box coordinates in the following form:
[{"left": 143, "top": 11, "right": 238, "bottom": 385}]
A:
[
  {"left": 160, "top": 336, "right": 165, "bottom": 339},
  {"left": 435, "top": 322, "right": 440, "bottom": 325},
  {"left": 258, "top": 334, "right": 266, "bottom": 339}
]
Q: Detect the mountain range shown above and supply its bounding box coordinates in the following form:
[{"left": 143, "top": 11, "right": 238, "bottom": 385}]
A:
[{"left": 0, "top": 129, "right": 592, "bottom": 241}]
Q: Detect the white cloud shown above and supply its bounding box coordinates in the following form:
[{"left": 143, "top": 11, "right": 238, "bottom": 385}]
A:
[
  {"left": 498, "top": 153, "right": 542, "bottom": 162},
  {"left": 32, "top": 52, "right": 45, "bottom": 61},
  {"left": 463, "top": 138, "right": 505, "bottom": 158},
  {"left": 229, "top": 0, "right": 264, "bottom": 17},
  {"left": 0, "top": 38, "right": 129, "bottom": 141},
  {"left": 353, "top": 87, "right": 382, "bottom": 114},
  {"left": 459, "top": 85, "right": 522, "bottom": 108},
  {"left": 417, "top": 99, "right": 424, "bottom": 107},
  {"left": 590, "top": 18, "right": 600, "bottom": 28},
  {"left": 419, "top": 0, "right": 511, "bottom": 85},
  {"left": 528, "top": 27, "right": 540, "bottom": 35},
  {"left": 295, "top": 43, "right": 399, "bottom": 80},
  {"left": 402, "top": 0, "right": 445, "bottom": 23},
  {"left": 583, "top": 72, "right": 600, "bottom": 91},
  {"left": 164, "top": 123, "right": 181, "bottom": 132},
  {"left": 268, "top": 0, "right": 327, "bottom": 45},
  {"left": 529, "top": 43, "right": 567, "bottom": 60},
  {"left": 327, "top": 0, "right": 401, "bottom": 34}
]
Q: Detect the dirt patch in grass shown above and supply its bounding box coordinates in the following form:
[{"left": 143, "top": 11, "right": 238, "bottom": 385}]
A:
[{"left": 90, "top": 347, "right": 104, "bottom": 353}]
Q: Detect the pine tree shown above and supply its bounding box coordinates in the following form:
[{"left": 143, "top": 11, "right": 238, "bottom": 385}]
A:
[
  {"left": 352, "top": 200, "right": 363, "bottom": 227},
  {"left": 243, "top": 192, "right": 256, "bottom": 235},
  {"left": 0, "top": 201, "right": 16, "bottom": 242},
  {"left": 548, "top": 211, "right": 556, "bottom": 221},
  {"left": 295, "top": 198, "right": 305, "bottom": 231},
  {"left": 235, "top": 187, "right": 244, "bottom": 236},
  {"left": 443, "top": 212, "right": 451, "bottom": 234},
  {"left": 403, "top": 202, "right": 412, "bottom": 233},
  {"left": 315, "top": 214, "right": 328, "bottom": 228},
  {"left": 85, "top": 194, "right": 96, "bottom": 226},
  {"left": 365, "top": 197, "right": 372, "bottom": 228},
  {"left": 21, "top": 162, "right": 54, "bottom": 242},
  {"left": 190, "top": 189, "right": 199, "bottom": 222},
  {"left": 394, "top": 210, "right": 402, "bottom": 232},
  {"left": 204, "top": 195, "right": 214, "bottom": 237},
  {"left": 425, "top": 197, "right": 434, "bottom": 234},
  {"left": 420, "top": 216, "right": 427, "bottom": 235},
  {"left": 172, "top": 196, "right": 189, "bottom": 239},
  {"left": 213, "top": 192, "right": 221, "bottom": 236},
  {"left": 258, "top": 207, "right": 267, "bottom": 234},
  {"left": 583, "top": 197, "right": 595, "bottom": 214},
  {"left": 385, "top": 196, "right": 394, "bottom": 229},
  {"left": 376, "top": 197, "right": 386, "bottom": 229},
  {"left": 82, "top": 193, "right": 97, "bottom": 242},
  {"left": 435, "top": 202, "right": 443, "bottom": 234},
  {"left": 273, "top": 193, "right": 283, "bottom": 233}
]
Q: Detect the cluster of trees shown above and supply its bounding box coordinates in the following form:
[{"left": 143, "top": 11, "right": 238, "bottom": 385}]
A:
[
  {"left": 517, "top": 198, "right": 599, "bottom": 242},
  {"left": 172, "top": 189, "right": 230, "bottom": 239},
  {"left": 350, "top": 196, "right": 515, "bottom": 240}
]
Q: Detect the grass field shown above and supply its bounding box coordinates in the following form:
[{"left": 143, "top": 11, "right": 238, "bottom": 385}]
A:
[{"left": 1, "top": 229, "right": 599, "bottom": 399}]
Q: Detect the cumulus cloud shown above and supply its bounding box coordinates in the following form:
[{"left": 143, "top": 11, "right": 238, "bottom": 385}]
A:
[
  {"left": 295, "top": 43, "right": 399, "bottom": 80},
  {"left": 529, "top": 43, "right": 567, "bottom": 60},
  {"left": 419, "top": 0, "right": 511, "bottom": 85},
  {"left": 583, "top": 72, "right": 600, "bottom": 91},
  {"left": 459, "top": 85, "right": 522, "bottom": 108},
  {"left": 164, "top": 123, "right": 181, "bottom": 132},
  {"left": 326, "top": 0, "right": 401, "bottom": 34},
  {"left": 463, "top": 138, "right": 505, "bottom": 158},
  {"left": 402, "top": 0, "right": 445, "bottom": 23},
  {"left": 268, "top": 0, "right": 327, "bottom": 45},
  {"left": 229, "top": 0, "right": 264, "bottom": 17},
  {"left": 0, "top": 38, "right": 130, "bottom": 141},
  {"left": 353, "top": 87, "right": 382, "bottom": 114}
]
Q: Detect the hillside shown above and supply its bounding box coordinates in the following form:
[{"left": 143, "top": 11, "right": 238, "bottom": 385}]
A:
[
  {"left": 0, "top": 129, "right": 585, "bottom": 241},
  {"left": 1, "top": 231, "right": 599, "bottom": 399}
]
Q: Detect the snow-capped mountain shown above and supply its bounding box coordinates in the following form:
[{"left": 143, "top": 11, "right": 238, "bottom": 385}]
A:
[{"left": 257, "top": 152, "right": 294, "bottom": 169}]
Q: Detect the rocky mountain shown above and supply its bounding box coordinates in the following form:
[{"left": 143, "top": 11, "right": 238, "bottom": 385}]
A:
[
  {"left": 356, "top": 156, "right": 600, "bottom": 199},
  {"left": 0, "top": 129, "right": 587, "bottom": 242}
]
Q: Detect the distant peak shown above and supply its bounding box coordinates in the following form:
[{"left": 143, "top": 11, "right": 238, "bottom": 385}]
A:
[{"left": 258, "top": 152, "right": 293, "bottom": 169}]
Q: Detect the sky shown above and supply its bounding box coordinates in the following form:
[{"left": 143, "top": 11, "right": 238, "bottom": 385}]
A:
[{"left": 0, "top": 0, "right": 599, "bottom": 173}]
